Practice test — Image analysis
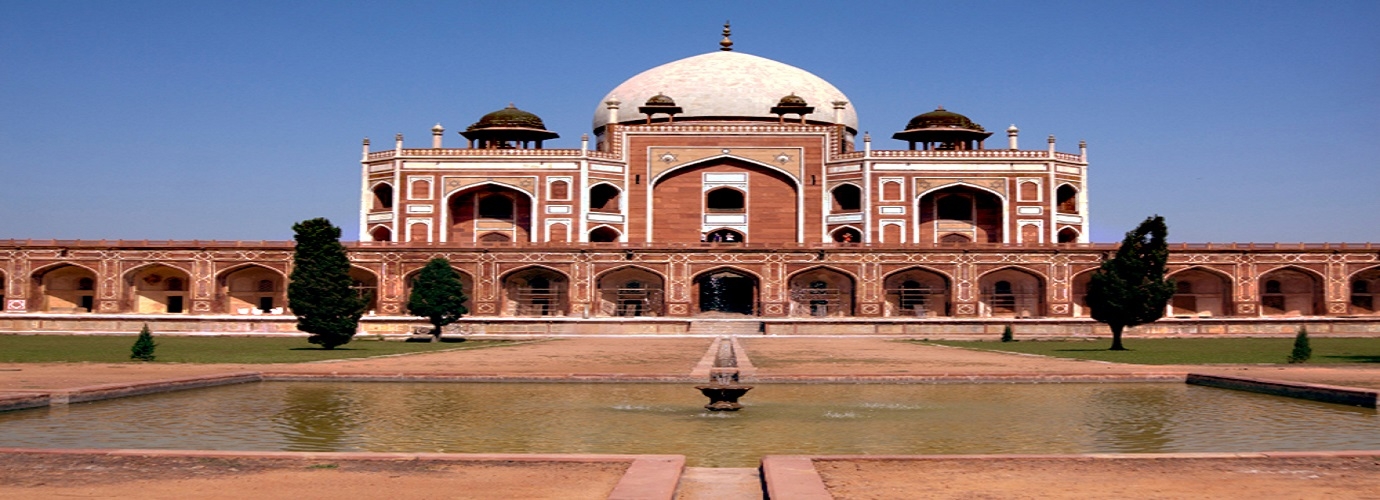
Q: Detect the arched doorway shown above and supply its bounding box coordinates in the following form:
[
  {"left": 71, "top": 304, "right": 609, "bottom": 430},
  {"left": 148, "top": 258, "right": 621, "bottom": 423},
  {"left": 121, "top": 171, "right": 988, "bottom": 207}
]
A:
[
  {"left": 589, "top": 226, "right": 621, "bottom": 243},
  {"left": 589, "top": 184, "right": 621, "bottom": 213},
  {"left": 830, "top": 227, "right": 861, "bottom": 244},
  {"left": 1351, "top": 267, "right": 1380, "bottom": 315},
  {"left": 125, "top": 264, "right": 191, "bottom": 314},
  {"left": 502, "top": 267, "right": 568, "bottom": 316},
  {"left": 1168, "top": 268, "right": 1232, "bottom": 317},
  {"left": 788, "top": 267, "right": 855, "bottom": 317},
  {"left": 978, "top": 268, "right": 1044, "bottom": 317},
  {"left": 349, "top": 267, "right": 380, "bottom": 314},
  {"left": 33, "top": 264, "right": 97, "bottom": 313},
  {"left": 219, "top": 265, "right": 285, "bottom": 314},
  {"left": 448, "top": 184, "right": 532, "bottom": 243},
  {"left": 883, "top": 268, "right": 950, "bottom": 317},
  {"left": 919, "top": 185, "right": 1004, "bottom": 243},
  {"left": 1258, "top": 267, "right": 1322, "bottom": 316},
  {"left": 368, "top": 226, "right": 392, "bottom": 242},
  {"left": 705, "top": 228, "right": 744, "bottom": 243},
  {"left": 596, "top": 267, "right": 665, "bottom": 317},
  {"left": 1057, "top": 227, "right": 1079, "bottom": 243},
  {"left": 695, "top": 269, "right": 757, "bottom": 315}
]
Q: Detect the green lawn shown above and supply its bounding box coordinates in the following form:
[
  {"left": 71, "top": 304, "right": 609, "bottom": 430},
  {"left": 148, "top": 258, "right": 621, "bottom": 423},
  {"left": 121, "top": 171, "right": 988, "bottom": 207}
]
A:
[
  {"left": 0, "top": 335, "right": 517, "bottom": 364},
  {"left": 926, "top": 338, "right": 1380, "bottom": 365}
]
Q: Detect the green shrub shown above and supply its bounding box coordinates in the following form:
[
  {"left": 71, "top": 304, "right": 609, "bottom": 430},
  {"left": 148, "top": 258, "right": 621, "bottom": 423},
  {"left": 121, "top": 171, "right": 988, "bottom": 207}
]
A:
[
  {"left": 130, "top": 324, "right": 157, "bottom": 361},
  {"left": 1001, "top": 325, "right": 1015, "bottom": 343},
  {"left": 1287, "top": 326, "right": 1312, "bottom": 364}
]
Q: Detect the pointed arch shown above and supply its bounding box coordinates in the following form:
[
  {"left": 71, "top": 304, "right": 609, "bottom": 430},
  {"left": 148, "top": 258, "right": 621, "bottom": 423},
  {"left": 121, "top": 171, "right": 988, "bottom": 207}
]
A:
[
  {"left": 1056, "top": 183, "right": 1079, "bottom": 213},
  {"left": 501, "top": 265, "right": 570, "bottom": 317},
  {"left": 595, "top": 265, "right": 666, "bottom": 317},
  {"left": 217, "top": 264, "right": 287, "bottom": 315},
  {"left": 830, "top": 183, "right": 862, "bottom": 212},
  {"left": 370, "top": 182, "right": 394, "bottom": 210},
  {"left": 1258, "top": 265, "right": 1324, "bottom": 316},
  {"left": 977, "top": 266, "right": 1046, "bottom": 318},
  {"left": 1348, "top": 265, "right": 1380, "bottom": 315},
  {"left": 31, "top": 263, "right": 99, "bottom": 313},
  {"left": 830, "top": 225, "right": 862, "bottom": 243},
  {"left": 1166, "top": 266, "right": 1234, "bottom": 317},
  {"left": 787, "top": 265, "right": 857, "bottom": 317},
  {"left": 916, "top": 182, "right": 1008, "bottom": 244},
  {"left": 588, "top": 225, "right": 622, "bottom": 243},
  {"left": 368, "top": 225, "right": 392, "bottom": 242},
  {"left": 651, "top": 154, "right": 802, "bottom": 188},
  {"left": 402, "top": 264, "right": 472, "bottom": 316},
  {"left": 123, "top": 263, "right": 193, "bottom": 314},
  {"left": 588, "top": 182, "right": 622, "bottom": 213},
  {"left": 442, "top": 181, "right": 537, "bottom": 244},
  {"left": 692, "top": 266, "right": 761, "bottom": 316},
  {"left": 882, "top": 266, "right": 953, "bottom": 317}
]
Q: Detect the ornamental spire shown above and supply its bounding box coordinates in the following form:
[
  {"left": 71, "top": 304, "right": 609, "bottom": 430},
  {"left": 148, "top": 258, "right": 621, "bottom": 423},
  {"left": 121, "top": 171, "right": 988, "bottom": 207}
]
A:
[{"left": 719, "top": 21, "right": 733, "bottom": 51}]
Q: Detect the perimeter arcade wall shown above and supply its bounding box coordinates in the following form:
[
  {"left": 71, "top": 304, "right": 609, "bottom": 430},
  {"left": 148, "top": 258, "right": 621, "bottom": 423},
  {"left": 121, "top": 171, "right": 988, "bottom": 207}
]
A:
[{"left": 1, "top": 240, "right": 1378, "bottom": 335}]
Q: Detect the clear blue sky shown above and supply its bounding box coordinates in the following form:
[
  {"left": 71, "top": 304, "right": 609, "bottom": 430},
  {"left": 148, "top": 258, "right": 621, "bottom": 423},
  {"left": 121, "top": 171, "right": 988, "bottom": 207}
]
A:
[{"left": 2, "top": 1, "right": 1376, "bottom": 243}]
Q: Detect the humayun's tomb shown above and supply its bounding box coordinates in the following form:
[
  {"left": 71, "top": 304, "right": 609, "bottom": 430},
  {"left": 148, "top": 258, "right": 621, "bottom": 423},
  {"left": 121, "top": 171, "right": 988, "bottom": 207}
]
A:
[{"left": 2, "top": 28, "right": 1378, "bottom": 335}]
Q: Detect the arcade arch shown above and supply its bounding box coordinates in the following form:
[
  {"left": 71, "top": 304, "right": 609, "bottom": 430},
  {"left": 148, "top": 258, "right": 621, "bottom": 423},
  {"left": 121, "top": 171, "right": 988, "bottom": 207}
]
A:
[
  {"left": 788, "top": 267, "right": 855, "bottom": 317},
  {"left": 124, "top": 264, "right": 191, "bottom": 314},
  {"left": 1057, "top": 227, "right": 1079, "bottom": 244},
  {"left": 1258, "top": 267, "right": 1323, "bottom": 316},
  {"left": 368, "top": 226, "right": 392, "bottom": 242},
  {"left": 882, "top": 268, "right": 951, "bottom": 317},
  {"left": 595, "top": 266, "right": 665, "bottom": 317},
  {"left": 978, "top": 267, "right": 1044, "bottom": 317},
  {"left": 501, "top": 267, "right": 568, "bottom": 316},
  {"left": 694, "top": 268, "right": 758, "bottom": 316},
  {"left": 349, "top": 267, "right": 380, "bottom": 314},
  {"left": 32, "top": 264, "right": 97, "bottom": 313},
  {"left": 705, "top": 187, "right": 745, "bottom": 212},
  {"left": 588, "top": 226, "right": 621, "bottom": 243},
  {"left": 218, "top": 265, "right": 285, "bottom": 315},
  {"left": 1056, "top": 184, "right": 1079, "bottom": 213},
  {"left": 371, "top": 183, "right": 393, "bottom": 210},
  {"left": 1349, "top": 267, "right": 1380, "bottom": 315},
  {"left": 1167, "top": 268, "right": 1232, "bottom": 317},
  {"left": 830, "top": 226, "right": 861, "bottom": 243},
  {"left": 830, "top": 184, "right": 861, "bottom": 212}
]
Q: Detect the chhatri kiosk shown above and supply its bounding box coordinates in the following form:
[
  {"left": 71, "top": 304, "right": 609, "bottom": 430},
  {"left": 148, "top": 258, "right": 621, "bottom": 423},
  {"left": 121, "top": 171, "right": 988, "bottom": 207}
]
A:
[{"left": 2, "top": 27, "right": 1377, "bottom": 334}]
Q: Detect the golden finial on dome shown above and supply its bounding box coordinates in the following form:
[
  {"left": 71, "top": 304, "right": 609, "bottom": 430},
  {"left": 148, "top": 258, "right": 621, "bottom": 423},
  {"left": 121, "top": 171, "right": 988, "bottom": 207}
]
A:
[{"left": 720, "top": 21, "right": 733, "bottom": 51}]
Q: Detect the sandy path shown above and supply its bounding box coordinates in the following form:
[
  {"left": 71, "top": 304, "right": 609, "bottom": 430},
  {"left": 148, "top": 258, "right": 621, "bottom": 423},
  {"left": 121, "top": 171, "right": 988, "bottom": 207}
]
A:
[
  {"left": 816, "top": 456, "right": 1380, "bottom": 500},
  {"left": 0, "top": 453, "right": 627, "bottom": 500}
]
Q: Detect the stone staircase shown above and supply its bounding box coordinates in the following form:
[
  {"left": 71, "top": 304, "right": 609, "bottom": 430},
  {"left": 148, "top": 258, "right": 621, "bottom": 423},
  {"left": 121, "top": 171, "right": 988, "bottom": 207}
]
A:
[{"left": 686, "top": 320, "right": 763, "bottom": 335}]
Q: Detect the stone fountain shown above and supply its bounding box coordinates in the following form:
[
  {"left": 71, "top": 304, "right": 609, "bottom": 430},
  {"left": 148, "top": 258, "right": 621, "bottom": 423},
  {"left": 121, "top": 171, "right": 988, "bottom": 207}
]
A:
[{"left": 696, "top": 336, "right": 753, "bottom": 411}]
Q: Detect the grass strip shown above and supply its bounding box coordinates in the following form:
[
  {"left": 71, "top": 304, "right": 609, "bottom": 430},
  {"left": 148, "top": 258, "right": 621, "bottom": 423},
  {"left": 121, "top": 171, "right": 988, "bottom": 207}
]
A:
[
  {"left": 926, "top": 337, "right": 1380, "bottom": 365},
  {"left": 0, "top": 335, "right": 516, "bottom": 364}
]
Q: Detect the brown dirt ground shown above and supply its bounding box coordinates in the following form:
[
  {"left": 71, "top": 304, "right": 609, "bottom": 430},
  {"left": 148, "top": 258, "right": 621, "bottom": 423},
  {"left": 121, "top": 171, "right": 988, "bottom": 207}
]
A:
[
  {"left": 0, "top": 453, "right": 627, "bottom": 500},
  {"left": 816, "top": 456, "right": 1380, "bottom": 500},
  {"left": 5, "top": 335, "right": 1380, "bottom": 498}
]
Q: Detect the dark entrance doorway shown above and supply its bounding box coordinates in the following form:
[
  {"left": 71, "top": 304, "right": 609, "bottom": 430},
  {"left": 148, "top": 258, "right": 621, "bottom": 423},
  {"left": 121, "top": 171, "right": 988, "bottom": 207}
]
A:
[{"left": 697, "top": 270, "right": 755, "bottom": 315}]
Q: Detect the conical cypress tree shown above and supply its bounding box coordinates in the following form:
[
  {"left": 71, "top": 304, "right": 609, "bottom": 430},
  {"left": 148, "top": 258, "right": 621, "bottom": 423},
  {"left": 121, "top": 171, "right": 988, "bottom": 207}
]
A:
[
  {"left": 288, "top": 218, "right": 365, "bottom": 349},
  {"left": 1085, "top": 215, "right": 1176, "bottom": 351},
  {"left": 130, "top": 323, "right": 157, "bottom": 361},
  {"left": 1001, "top": 325, "right": 1015, "bottom": 342},
  {"left": 1287, "top": 326, "right": 1312, "bottom": 363},
  {"left": 407, "top": 257, "right": 469, "bottom": 340}
]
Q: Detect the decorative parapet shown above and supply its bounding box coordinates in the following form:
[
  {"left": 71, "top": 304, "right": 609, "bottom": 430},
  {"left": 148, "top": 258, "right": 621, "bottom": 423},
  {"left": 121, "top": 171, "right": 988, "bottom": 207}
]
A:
[
  {"left": 861, "top": 149, "right": 1085, "bottom": 163},
  {"left": 2, "top": 240, "right": 1377, "bottom": 251}
]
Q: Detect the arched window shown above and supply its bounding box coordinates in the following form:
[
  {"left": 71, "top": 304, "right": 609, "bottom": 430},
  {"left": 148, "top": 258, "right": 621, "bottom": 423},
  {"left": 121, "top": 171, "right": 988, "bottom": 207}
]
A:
[
  {"left": 705, "top": 188, "right": 745, "bottom": 212},
  {"left": 1019, "top": 181, "right": 1039, "bottom": 201},
  {"left": 831, "top": 184, "right": 861, "bottom": 212},
  {"left": 369, "top": 226, "right": 392, "bottom": 242},
  {"left": 832, "top": 227, "right": 861, "bottom": 243},
  {"left": 372, "top": 184, "right": 393, "bottom": 210},
  {"left": 881, "top": 180, "right": 902, "bottom": 201},
  {"left": 478, "top": 194, "right": 514, "bottom": 219},
  {"left": 409, "top": 179, "right": 430, "bottom": 200},
  {"left": 1057, "top": 228, "right": 1079, "bottom": 243},
  {"left": 589, "top": 184, "right": 620, "bottom": 212},
  {"left": 1057, "top": 185, "right": 1078, "bottom": 213},
  {"left": 549, "top": 180, "right": 569, "bottom": 200},
  {"left": 937, "top": 195, "right": 972, "bottom": 220}
]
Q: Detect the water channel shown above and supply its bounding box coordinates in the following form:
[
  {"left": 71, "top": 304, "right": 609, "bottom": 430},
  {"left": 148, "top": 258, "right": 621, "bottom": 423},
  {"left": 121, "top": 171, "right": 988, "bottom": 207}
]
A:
[{"left": 1, "top": 382, "right": 1377, "bottom": 467}]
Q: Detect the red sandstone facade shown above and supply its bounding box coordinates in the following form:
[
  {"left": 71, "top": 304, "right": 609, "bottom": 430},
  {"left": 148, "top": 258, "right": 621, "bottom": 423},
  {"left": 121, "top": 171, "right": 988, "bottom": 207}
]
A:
[{"left": 3, "top": 37, "right": 1378, "bottom": 328}]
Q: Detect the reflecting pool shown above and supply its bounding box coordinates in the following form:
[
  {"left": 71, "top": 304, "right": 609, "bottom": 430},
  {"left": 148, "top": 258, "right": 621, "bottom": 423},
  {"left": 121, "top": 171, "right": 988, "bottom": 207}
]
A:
[{"left": 1, "top": 382, "right": 1376, "bottom": 467}]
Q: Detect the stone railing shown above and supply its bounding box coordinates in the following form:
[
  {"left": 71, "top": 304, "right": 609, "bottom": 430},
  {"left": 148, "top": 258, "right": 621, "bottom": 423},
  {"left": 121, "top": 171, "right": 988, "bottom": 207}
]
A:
[{"left": 367, "top": 148, "right": 588, "bottom": 160}]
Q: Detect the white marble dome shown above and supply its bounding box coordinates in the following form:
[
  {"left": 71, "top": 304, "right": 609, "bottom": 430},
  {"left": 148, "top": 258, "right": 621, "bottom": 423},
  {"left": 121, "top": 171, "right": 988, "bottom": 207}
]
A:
[{"left": 593, "top": 51, "right": 858, "bottom": 132}]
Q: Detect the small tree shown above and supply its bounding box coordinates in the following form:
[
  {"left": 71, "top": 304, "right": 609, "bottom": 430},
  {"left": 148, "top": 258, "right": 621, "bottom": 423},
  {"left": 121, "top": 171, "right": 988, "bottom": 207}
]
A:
[
  {"left": 288, "top": 218, "right": 366, "bottom": 349},
  {"left": 1001, "top": 325, "right": 1015, "bottom": 343},
  {"left": 1085, "top": 215, "right": 1176, "bottom": 351},
  {"left": 1288, "top": 326, "right": 1312, "bottom": 363},
  {"left": 130, "top": 323, "right": 157, "bottom": 361},
  {"left": 407, "top": 257, "right": 469, "bottom": 341}
]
